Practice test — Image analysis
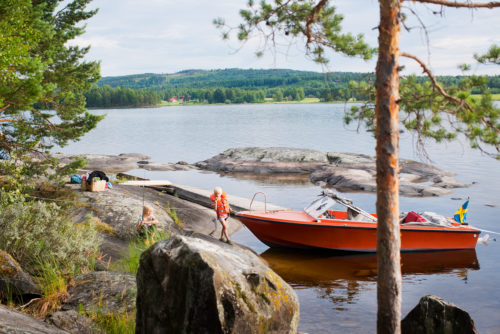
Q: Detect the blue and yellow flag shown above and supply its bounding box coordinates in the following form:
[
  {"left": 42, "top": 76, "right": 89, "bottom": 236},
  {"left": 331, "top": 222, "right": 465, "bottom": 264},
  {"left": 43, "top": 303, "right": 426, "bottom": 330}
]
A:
[{"left": 454, "top": 200, "right": 469, "bottom": 224}]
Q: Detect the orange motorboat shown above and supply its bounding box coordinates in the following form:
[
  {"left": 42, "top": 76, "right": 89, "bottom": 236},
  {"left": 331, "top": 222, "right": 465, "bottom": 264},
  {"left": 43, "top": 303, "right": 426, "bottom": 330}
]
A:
[{"left": 235, "top": 191, "right": 481, "bottom": 252}]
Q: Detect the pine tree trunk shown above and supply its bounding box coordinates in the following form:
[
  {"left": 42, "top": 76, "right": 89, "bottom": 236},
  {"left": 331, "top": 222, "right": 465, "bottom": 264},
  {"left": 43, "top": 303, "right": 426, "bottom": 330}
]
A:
[{"left": 375, "top": 1, "right": 402, "bottom": 333}]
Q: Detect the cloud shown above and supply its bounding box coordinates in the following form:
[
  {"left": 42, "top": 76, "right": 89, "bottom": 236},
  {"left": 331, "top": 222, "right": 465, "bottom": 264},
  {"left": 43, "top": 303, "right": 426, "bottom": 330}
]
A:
[
  {"left": 75, "top": 0, "right": 499, "bottom": 76},
  {"left": 68, "top": 36, "right": 120, "bottom": 49}
]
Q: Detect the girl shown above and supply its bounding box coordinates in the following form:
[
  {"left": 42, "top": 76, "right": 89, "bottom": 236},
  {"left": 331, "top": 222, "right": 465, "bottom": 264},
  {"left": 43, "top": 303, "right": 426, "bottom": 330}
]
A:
[{"left": 210, "top": 186, "right": 232, "bottom": 244}]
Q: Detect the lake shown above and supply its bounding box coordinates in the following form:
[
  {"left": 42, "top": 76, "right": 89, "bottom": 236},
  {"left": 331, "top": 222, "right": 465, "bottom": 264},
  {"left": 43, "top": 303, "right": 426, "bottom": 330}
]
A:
[{"left": 59, "top": 103, "right": 500, "bottom": 333}]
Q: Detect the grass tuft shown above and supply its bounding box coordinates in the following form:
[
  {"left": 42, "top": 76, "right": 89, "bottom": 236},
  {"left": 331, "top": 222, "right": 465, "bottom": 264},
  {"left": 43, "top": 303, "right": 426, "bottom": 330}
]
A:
[
  {"left": 25, "top": 259, "right": 69, "bottom": 319},
  {"left": 165, "top": 201, "right": 184, "bottom": 228},
  {"left": 112, "top": 230, "right": 168, "bottom": 274}
]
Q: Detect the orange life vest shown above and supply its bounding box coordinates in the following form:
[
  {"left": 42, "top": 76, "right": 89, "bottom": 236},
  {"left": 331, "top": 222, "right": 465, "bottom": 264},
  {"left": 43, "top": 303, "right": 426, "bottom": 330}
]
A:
[{"left": 210, "top": 192, "right": 230, "bottom": 217}]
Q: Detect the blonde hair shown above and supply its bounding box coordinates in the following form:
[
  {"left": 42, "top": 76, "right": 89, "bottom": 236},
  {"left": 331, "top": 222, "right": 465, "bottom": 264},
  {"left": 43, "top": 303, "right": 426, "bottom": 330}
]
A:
[
  {"left": 213, "top": 186, "right": 223, "bottom": 195},
  {"left": 143, "top": 205, "right": 153, "bottom": 215}
]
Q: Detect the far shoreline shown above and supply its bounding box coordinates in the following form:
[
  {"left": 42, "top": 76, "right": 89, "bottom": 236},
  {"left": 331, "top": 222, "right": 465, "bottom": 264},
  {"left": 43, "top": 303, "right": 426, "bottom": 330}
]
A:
[
  {"left": 85, "top": 98, "right": 358, "bottom": 110},
  {"left": 85, "top": 93, "right": 500, "bottom": 110}
]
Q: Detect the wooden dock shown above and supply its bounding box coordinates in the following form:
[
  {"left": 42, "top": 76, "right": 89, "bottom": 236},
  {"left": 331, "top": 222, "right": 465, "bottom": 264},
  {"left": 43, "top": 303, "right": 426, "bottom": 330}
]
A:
[{"left": 167, "top": 184, "right": 287, "bottom": 213}]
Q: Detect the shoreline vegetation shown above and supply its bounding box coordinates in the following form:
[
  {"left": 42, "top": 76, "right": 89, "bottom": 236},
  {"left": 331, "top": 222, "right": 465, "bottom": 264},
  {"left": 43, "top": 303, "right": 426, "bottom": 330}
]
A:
[
  {"left": 87, "top": 93, "right": 500, "bottom": 110},
  {"left": 83, "top": 68, "right": 500, "bottom": 109}
]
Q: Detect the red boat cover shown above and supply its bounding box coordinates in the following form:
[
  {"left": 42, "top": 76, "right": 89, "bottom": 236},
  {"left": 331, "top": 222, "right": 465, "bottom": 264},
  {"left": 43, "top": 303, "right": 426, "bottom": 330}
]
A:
[{"left": 404, "top": 211, "right": 427, "bottom": 223}]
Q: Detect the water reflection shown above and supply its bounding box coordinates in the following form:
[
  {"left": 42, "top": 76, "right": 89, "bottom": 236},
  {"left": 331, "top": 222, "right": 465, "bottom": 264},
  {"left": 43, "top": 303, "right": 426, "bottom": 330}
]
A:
[{"left": 261, "top": 249, "right": 479, "bottom": 310}]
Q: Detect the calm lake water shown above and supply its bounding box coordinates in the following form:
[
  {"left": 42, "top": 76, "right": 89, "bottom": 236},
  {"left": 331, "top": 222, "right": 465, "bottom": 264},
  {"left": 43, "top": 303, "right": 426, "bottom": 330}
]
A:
[{"left": 60, "top": 103, "right": 500, "bottom": 333}]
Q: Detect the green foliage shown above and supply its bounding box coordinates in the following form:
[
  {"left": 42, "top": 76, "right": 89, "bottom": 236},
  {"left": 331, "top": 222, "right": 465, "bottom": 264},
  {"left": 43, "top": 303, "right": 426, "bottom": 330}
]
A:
[
  {"left": 474, "top": 44, "right": 500, "bottom": 65},
  {"left": 272, "top": 88, "right": 284, "bottom": 102},
  {"left": 0, "top": 0, "right": 102, "bottom": 193},
  {"left": 0, "top": 200, "right": 101, "bottom": 274},
  {"left": 27, "top": 258, "right": 69, "bottom": 318},
  {"left": 345, "top": 73, "right": 500, "bottom": 159},
  {"left": 85, "top": 85, "right": 161, "bottom": 108},
  {"left": 112, "top": 230, "right": 167, "bottom": 274},
  {"left": 93, "top": 68, "right": 500, "bottom": 108},
  {"left": 89, "top": 311, "right": 136, "bottom": 334}
]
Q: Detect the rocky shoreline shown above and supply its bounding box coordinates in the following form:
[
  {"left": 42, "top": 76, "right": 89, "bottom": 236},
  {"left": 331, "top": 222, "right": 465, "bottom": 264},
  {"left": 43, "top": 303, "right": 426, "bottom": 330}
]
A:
[
  {"left": 55, "top": 146, "right": 470, "bottom": 197},
  {"left": 0, "top": 159, "right": 479, "bottom": 332}
]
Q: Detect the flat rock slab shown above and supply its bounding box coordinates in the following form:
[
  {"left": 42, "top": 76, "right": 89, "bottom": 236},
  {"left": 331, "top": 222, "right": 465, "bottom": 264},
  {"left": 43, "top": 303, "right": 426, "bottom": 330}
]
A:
[
  {"left": 0, "top": 304, "right": 69, "bottom": 334},
  {"left": 73, "top": 183, "right": 177, "bottom": 240},
  {"left": 197, "top": 147, "right": 468, "bottom": 197},
  {"left": 54, "top": 153, "right": 193, "bottom": 174}
]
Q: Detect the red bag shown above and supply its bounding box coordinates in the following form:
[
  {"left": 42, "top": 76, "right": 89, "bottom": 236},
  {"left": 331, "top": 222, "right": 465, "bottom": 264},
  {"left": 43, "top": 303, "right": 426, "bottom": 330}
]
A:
[{"left": 404, "top": 211, "right": 427, "bottom": 223}]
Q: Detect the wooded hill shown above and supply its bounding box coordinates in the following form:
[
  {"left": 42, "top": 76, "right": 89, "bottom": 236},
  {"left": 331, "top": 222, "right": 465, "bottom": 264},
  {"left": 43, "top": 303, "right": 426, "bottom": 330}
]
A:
[{"left": 84, "top": 68, "right": 500, "bottom": 108}]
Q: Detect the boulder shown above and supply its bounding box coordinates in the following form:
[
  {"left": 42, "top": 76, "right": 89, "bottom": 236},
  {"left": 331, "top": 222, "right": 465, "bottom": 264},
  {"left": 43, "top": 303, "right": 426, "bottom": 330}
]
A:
[
  {"left": 136, "top": 234, "right": 300, "bottom": 334},
  {"left": 0, "top": 304, "right": 68, "bottom": 333},
  {"left": 47, "top": 310, "right": 103, "bottom": 334},
  {"left": 63, "top": 271, "right": 136, "bottom": 315},
  {"left": 402, "top": 295, "right": 478, "bottom": 334},
  {"left": 0, "top": 250, "right": 41, "bottom": 300}
]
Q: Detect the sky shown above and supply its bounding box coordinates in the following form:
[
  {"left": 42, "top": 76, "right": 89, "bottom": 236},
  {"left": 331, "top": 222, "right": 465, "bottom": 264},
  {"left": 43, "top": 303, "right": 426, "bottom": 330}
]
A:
[{"left": 71, "top": 0, "right": 500, "bottom": 77}]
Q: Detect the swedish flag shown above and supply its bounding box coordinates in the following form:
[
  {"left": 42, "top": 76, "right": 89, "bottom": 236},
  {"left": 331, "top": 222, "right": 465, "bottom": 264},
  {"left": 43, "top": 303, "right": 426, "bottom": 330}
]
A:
[{"left": 454, "top": 200, "right": 469, "bottom": 224}]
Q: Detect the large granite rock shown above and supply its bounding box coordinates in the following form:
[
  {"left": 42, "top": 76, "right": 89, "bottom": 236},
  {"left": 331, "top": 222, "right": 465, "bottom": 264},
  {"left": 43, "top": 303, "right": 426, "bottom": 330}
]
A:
[
  {"left": 0, "top": 250, "right": 41, "bottom": 300},
  {"left": 63, "top": 271, "right": 136, "bottom": 315},
  {"left": 0, "top": 304, "right": 68, "bottom": 333},
  {"left": 197, "top": 147, "right": 467, "bottom": 196},
  {"left": 136, "top": 234, "right": 299, "bottom": 334},
  {"left": 402, "top": 295, "right": 478, "bottom": 334}
]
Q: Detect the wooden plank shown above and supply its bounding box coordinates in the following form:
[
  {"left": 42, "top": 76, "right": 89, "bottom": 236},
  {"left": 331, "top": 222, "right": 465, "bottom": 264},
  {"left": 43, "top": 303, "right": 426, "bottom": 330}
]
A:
[{"left": 122, "top": 180, "right": 172, "bottom": 186}]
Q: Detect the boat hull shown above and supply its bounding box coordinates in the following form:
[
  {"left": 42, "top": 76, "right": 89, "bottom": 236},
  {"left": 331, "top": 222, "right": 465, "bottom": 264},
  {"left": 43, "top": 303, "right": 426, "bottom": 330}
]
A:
[{"left": 236, "top": 211, "right": 481, "bottom": 252}]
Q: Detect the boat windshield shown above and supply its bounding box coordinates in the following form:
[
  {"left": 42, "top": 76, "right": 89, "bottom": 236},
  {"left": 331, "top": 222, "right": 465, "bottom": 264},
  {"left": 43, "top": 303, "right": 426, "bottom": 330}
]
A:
[{"left": 304, "top": 196, "right": 338, "bottom": 219}]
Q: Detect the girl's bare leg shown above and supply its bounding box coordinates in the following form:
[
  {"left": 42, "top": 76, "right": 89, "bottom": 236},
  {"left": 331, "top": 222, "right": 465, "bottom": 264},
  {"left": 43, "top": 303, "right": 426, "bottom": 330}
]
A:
[{"left": 220, "top": 218, "right": 231, "bottom": 242}]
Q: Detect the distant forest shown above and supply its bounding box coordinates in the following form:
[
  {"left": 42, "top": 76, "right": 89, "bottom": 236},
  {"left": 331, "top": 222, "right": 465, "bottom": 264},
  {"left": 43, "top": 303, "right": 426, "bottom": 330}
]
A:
[{"left": 84, "top": 68, "right": 500, "bottom": 108}]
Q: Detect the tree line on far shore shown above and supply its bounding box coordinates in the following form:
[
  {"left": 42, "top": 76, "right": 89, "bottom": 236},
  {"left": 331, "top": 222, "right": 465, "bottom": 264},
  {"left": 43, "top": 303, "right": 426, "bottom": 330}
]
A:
[{"left": 84, "top": 68, "right": 500, "bottom": 108}]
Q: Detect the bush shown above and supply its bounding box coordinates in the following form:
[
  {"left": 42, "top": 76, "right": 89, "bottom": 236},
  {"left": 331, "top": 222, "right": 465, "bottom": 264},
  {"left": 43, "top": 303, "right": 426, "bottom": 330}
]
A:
[{"left": 0, "top": 201, "right": 101, "bottom": 274}]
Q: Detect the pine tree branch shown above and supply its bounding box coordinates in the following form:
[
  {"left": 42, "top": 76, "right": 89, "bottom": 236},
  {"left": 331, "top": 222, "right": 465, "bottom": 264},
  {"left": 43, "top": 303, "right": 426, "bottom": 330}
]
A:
[
  {"left": 400, "top": 52, "right": 471, "bottom": 108},
  {"left": 401, "top": 52, "right": 500, "bottom": 135},
  {"left": 306, "top": 0, "right": 328, "bottom": 44},
  {"left": 0, "top": 104, "right": 11, "bottom": 113},
  {"left": 410, "top": 0, "right": 500, "bottom": 9}
]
